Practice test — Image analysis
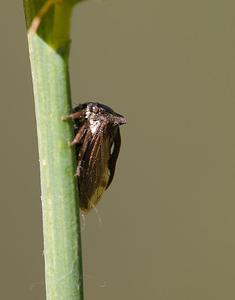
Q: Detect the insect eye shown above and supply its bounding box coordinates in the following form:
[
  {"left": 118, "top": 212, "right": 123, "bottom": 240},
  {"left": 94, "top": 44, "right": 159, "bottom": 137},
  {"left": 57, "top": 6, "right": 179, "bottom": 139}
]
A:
[{"left": 92, "top": 105, "right": 99, "bottom": 113}]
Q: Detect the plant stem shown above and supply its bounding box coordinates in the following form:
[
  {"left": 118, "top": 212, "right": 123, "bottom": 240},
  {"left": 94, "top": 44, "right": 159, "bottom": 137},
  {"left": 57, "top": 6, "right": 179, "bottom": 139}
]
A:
[{"left": 23, "top": 1, "right": 84, "bottom": 299}]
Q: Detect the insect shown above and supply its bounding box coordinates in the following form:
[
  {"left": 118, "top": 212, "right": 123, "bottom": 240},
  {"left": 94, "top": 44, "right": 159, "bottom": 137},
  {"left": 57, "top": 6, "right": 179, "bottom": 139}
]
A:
[{"left": 62, "top": 102, "right": 126, "bottom": 214}]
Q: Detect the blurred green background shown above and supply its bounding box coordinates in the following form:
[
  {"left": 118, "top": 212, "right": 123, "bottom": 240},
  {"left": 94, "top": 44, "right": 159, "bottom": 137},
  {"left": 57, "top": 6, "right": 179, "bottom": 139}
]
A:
[{"left": 1, "top": 0, "right": 235, "bottom": 299}]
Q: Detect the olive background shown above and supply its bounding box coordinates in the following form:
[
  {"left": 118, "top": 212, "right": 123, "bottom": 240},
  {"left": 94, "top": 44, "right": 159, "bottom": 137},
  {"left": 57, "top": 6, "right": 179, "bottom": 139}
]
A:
[{"left": 1, "top": 1, "right": 235, "bottom": 299}]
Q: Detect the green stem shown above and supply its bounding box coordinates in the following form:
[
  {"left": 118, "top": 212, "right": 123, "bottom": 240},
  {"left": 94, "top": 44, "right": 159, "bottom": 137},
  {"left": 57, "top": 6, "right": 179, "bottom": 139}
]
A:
[
  {"left": 23, "top": 1, "right": 85, "bottom": 299},
  {"left": 53, "top": 2, "right": 72, "bottom": 47}
]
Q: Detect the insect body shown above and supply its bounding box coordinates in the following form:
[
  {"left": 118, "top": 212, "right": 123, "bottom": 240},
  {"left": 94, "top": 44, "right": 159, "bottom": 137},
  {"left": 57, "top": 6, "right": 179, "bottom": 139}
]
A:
[{"left": 62, "top": 102, "right": 126, "bottom": 214}]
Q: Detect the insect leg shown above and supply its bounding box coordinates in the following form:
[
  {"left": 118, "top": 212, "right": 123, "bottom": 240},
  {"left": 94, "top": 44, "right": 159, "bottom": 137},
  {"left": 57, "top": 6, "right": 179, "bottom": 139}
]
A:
[
  {"left": 68, "top": 122, "right": 87, "bottom": 147},
  {"left": 61, "top": 111, "right": 85, "bottom": 121}
]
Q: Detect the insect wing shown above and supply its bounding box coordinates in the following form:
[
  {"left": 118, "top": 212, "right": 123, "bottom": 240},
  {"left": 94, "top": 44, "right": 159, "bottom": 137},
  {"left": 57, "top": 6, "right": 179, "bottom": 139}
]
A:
[{"left": 79, "top": 122, "right": 111, "bottom": 213}]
